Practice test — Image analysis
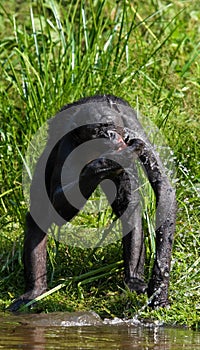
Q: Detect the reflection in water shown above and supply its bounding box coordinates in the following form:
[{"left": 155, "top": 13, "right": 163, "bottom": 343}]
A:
[{"left": 0, "top": 311, "right": 199, "bottom": 349}]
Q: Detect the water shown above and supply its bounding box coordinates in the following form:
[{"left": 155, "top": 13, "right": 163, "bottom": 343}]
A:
[{"left": 0, "top": 311, "right": 199, "bottom": 349}]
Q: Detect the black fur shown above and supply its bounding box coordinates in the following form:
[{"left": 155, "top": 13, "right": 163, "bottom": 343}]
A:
[{"left": 9, "top": 95, "right": 176, "bottom": 311}]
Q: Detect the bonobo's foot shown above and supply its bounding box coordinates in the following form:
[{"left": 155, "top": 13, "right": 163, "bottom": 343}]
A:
[
  {"left": 125, "top": 277, "right": 148, "bottom": 294},
  {"left": 147, "top": 291, "right": 170, "bottom": 309},
  {"left": 148, "top": 296, "right": 169, "bottom": 309},
  {"left": 8, "top": 297, "right": 32, "bottom": 313},
  {"left": 148, "top": 280, "right": 169, "bottom": 309},
  {"left": 8, "top": 290, "right": 44, "bottom": 312}
]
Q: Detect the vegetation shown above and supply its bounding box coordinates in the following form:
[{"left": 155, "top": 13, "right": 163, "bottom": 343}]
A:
[{"left": 0, "top": 0, "right": 199, "bottom": 329}]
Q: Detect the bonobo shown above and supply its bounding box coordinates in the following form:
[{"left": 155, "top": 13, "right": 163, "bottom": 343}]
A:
[{"left": 9, "top": 95, "right": 176, "bottom": 311}]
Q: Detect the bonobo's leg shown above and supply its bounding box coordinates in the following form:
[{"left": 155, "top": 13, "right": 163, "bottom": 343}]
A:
[
  {"left": 8, "top": 165, "right": 99, "bottom": 312},
  {"left": 8, "top": 213, "right": 48, "bottom": 312},
  {"left": 8, "top": 146, "right": 55, "bottom": 311},
  {"left": 101, "top": 166, "right": 147, "bottom": 294},
  {"left": 24, "top": 213, "right": 47, "bottom": 298},
  {"left": 127, "top": 138, "right": 177, "bottom": 307}
]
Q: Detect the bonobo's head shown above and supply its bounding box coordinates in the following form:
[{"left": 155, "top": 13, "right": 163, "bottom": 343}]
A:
[
  {"left": 54, "top": 94, "right": 131, "bottom": 152},
  {"left": 60, "top": 94, "right": 130, "bottom": 133}
]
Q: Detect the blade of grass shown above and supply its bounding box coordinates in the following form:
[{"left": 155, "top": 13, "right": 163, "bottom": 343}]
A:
[{"left": 19, "top": 260, "right": 123, "bottom": 310}]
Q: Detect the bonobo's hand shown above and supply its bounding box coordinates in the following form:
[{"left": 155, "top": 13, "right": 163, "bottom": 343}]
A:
[
  {"left": 80, "top": 138, "right": 145, "bottom": 185},
  {"left": 126, "top": 138, "right": 145, "bottom": 154}
]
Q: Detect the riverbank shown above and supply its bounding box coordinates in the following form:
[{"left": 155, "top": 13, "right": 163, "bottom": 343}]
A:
[{"left": 0, "top": 0, "right": 199, "bottom": 329}]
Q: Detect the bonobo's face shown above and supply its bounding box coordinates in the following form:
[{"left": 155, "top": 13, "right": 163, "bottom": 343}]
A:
[
  {"left": 106, "top": 130, "right": 127, "bottom": 151},
  {"left": 75, "top": 123, "right": 128, "bottom": 164}
]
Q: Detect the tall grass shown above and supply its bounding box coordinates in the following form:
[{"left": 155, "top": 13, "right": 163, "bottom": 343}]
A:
[{"left": 0, "top": 0, "right": 199, "bottom": 328}]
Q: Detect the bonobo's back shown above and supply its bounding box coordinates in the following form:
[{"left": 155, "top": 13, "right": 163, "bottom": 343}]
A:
[
  {"left": 60, "top": 94, "right": 130, "bottom": 111},
  {"left": 48, "top": 94, "right": 146, "bottom": 146}
]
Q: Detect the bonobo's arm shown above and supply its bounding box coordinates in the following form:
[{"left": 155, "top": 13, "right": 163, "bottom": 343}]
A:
[
  {"left": 127, "top": 137, "right": 177, "bottom": 307},
  {"left": 87, "top": 137, "right": 176, "bottom": 305}
]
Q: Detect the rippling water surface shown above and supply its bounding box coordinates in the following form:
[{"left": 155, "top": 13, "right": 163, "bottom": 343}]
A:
[{"left": 0, "top": 311, "right": 199, "bottom": 349}]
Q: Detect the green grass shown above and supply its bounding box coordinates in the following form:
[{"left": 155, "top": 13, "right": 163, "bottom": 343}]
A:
[{"left": 0, "top": 0, "right": 199, "bottom": 329}]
